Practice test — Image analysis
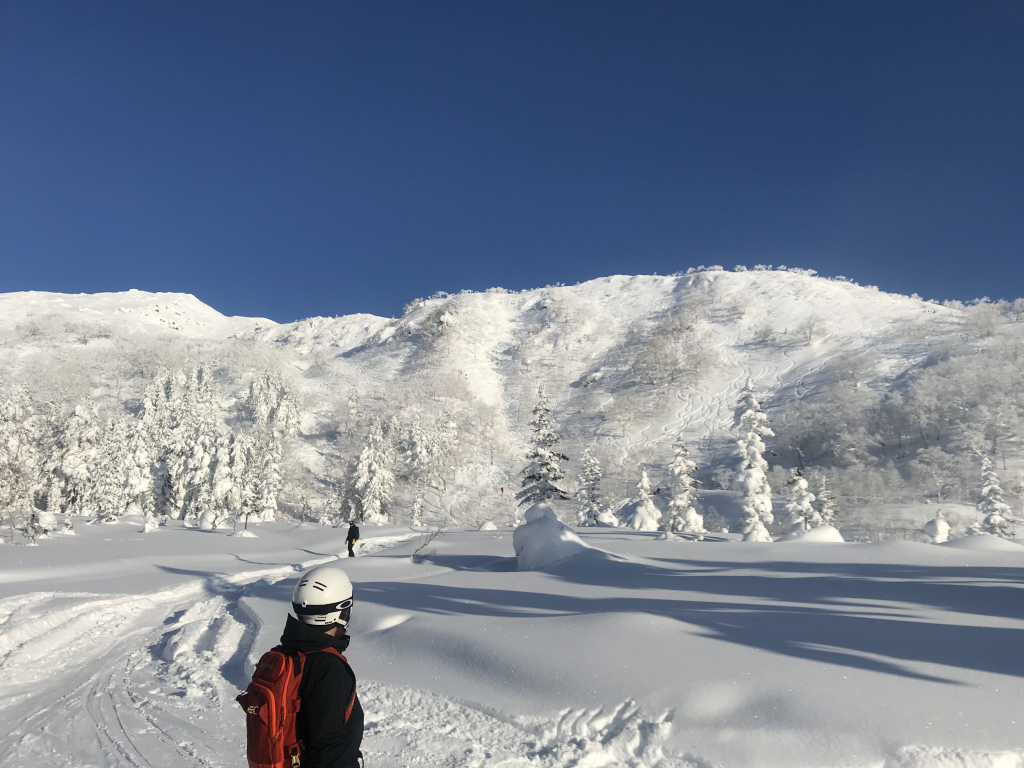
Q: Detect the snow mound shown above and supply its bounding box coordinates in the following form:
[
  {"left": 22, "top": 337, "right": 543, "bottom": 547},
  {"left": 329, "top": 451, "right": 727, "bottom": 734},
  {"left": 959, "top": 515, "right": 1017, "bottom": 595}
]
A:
[
  {"left": 513, "top": 504, "right": 591, "bottom": 571},
  {"left": 478, "top": 521, "right": 498, "bottom": 531},
  {"left": 780, "top": 524, "right": 846, "bottom": 543},
  {"left": 939, "top": 534, "right": 1023, "bottom": 552},
  {"left": 922, "top": 516, "right": 951, "bottom": 543},
  {"left": 884, "top": 745, "right": 1024, "bottom": 768},
  {"left": 230, "top": 530, "right": 258, "bottom": 538}
]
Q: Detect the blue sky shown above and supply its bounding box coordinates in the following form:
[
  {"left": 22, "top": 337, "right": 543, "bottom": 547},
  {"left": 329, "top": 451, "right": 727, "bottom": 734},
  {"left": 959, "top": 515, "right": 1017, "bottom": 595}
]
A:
[{"left": 1, "top": 1, "right": 1021, "bottom": 322}]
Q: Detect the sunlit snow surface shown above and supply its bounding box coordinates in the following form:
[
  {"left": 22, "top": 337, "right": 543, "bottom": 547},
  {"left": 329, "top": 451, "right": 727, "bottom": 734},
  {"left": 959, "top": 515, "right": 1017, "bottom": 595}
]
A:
[{"left": 1, "top": 522, "right": 1021, "bottom": 768}]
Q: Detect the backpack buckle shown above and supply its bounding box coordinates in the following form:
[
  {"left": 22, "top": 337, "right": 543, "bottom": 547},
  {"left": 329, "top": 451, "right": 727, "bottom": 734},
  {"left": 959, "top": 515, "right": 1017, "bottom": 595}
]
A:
[{"left": 290, "top": 746, "right": 301, "bottom": 768}]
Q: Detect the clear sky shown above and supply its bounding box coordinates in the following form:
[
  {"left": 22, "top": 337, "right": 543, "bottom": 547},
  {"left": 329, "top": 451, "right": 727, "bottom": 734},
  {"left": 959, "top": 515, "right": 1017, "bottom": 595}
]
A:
[{"left": 1, "top": 1, "right": 1021, "bottom": 323}]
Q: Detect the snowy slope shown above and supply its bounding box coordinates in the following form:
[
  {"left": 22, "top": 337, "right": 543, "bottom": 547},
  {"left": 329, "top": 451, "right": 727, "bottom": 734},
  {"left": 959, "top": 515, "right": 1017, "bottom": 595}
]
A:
[
  {"left": 0, "top": 270, "right": 969, "bottom": 510},
  {"left": 1, "top": 520, "right": 1021, "bottom": 768},
  {"left": 1, "top": 274, "right": 1021, "bottom": 767}
]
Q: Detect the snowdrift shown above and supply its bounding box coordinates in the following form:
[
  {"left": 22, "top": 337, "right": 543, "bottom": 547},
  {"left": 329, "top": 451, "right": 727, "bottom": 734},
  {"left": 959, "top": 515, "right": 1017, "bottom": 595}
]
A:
[
  {"left": 780, "top": 524, "right": 846, "bottom": 543},
  {"left": 3, "top": 520, "right": 1024, "bottom": 768},
  {"left": 512, "top": 504, "right": 591, "bottom": 570},
  {"left": 939, "top": 534, "right": 1024, "bottom": 552}
]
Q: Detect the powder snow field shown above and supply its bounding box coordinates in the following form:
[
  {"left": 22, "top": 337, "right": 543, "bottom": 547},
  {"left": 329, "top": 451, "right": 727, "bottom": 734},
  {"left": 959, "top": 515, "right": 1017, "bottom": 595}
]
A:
[{"left": 1, "top": 521, "right": 1021, "bottom": 768}]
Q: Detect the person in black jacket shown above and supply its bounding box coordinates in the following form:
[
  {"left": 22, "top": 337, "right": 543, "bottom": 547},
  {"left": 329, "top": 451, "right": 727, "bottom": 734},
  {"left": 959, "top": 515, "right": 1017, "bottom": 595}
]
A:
[
  {"left": 285, "top": 566, "right": 364, "bottom": 767},
  {"left": 345, "top": 521, "right": 360, "bottom": 557}
]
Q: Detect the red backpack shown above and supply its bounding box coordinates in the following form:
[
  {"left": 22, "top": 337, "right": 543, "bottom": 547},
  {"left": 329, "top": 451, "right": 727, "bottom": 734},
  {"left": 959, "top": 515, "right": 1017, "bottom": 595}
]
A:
[{"left": 237, "top": 646, "right": 357, "bottom": 768}]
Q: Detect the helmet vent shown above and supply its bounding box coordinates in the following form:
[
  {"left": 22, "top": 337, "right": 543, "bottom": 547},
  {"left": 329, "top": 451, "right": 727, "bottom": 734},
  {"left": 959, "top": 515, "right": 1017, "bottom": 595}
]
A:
[
  {"left": 312, "top": 582, "right": 327, "bottom": 591},
  {"left": 298, "top": 580, "right": 308, "bottom": 586}
]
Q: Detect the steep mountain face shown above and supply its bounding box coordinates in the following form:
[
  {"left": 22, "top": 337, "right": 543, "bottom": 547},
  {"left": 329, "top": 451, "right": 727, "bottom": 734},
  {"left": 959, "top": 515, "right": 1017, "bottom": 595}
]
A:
[{"left": 0, "top": 269, "right": 1017, "bottom": 527}]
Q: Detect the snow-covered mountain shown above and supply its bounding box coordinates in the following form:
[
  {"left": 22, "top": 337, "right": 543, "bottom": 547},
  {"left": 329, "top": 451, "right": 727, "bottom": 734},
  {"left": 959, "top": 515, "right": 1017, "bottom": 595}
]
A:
[{"left": 1, "top": 268, "right": 1020, "bottom": 530}]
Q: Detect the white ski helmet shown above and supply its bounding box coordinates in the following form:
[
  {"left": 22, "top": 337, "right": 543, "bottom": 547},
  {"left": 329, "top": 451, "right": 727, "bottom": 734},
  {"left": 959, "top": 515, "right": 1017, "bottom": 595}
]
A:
[{"left": 292, "top": 566, "right": 354, "bottom": 629}]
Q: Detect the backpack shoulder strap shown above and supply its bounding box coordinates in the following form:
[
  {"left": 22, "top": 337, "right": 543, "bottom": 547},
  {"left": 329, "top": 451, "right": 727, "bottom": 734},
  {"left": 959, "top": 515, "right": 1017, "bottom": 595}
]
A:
[
  {"left": 317, "top": 647, "right": 357, "bottom": 723},
  {"left": 272, "top": 644, "right": 305, "bottom": 677}
]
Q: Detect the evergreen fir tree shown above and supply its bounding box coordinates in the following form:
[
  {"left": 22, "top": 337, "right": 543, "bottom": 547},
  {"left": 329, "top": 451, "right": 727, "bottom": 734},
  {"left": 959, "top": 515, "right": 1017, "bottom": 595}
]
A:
[
  {"left": 165, "top": 368, "right": 222, "bottom": 522},
  {"left": 182, "top": 426, "right": 216, "bottom": 523},
  {"left": 141, "top": 373, "right": 176, "bottom": 521},
  {"left": 408, "top": 411, "right": 459, "bottom": 496},
  {"left": 411, "top": 482, "right": 425, "bottom": 527},
  {"left": 93, "top": 418, "right": 132, "bottom": 522},
  {"left": 630, "top": 468, "right": 662, "bottom": 531},
  {"left": 735, "top": 384, "right": 774, "bottom": 542},
  {"left": 0, "top": 386, "right": 45, "bottom": 543},
  {"left": 815, "top": 475, "right": 839, "bottom": 526},
  {"left": 667, "top": 438, "right": 704, "bottom": 538},
  {"left": 977, "top": 457, "right": 1012, "bottom": 537},
  {"left": 48, "top": 401, "right": 102, "bottom": 518},
  {"left": 784, "top": 468, "right": 819, "bottom": 532},
  {"left": 516, "top": 391, "right": 570, "bottom": 508},
  {"left": 250, "top": 428, "right": 282, "bottom": 523},
  {"left": 354, "top": 417, "right": 396, "bottom": 525},
  {"left": 122, "top": 419, "right": 156, "bottom": 526},
  {"left": 206, "top": 431, "right": 243, "bottom": 530},
  {"left": 575, "top": 449, "right": 604, "bottom": 526},
  {"left": 244, "top": 371, "right": 300, "bottom": 436}
]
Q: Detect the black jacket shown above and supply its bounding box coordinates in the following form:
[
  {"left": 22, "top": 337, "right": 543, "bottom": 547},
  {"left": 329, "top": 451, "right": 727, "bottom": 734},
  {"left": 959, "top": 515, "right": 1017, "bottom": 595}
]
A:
[
  {"left": 279, "top": 615, "right": 364, "bottom": 768},
  {"left": 346, "top": 525, "right": 360, "bottom": 542}
]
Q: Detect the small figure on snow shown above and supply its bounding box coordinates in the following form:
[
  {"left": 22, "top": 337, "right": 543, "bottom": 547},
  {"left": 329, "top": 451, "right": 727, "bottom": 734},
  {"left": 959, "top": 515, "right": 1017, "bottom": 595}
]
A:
[{"left": 346, "top": 521, "right": 360, "bottom": 557}]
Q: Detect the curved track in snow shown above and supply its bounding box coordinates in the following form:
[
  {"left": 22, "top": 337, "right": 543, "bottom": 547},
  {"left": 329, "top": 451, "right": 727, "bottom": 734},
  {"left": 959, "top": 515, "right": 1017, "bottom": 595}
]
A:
[{"left": 0, "top": 536, "right": 694, "bottom": 768}]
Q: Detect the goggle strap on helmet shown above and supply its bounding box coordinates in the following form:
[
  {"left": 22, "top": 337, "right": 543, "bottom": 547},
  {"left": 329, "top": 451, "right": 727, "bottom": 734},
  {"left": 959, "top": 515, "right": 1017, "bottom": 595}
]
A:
[{"left": 292, "top": 598, "right": 353, "bottom": 616}]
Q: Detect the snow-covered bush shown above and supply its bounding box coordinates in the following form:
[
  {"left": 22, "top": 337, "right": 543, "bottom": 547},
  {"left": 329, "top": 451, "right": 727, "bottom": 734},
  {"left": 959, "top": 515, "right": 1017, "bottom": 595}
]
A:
[
  {"left": 922, "top": 511, "right": 951, "bottom": 543},
  {"left": 512, "top": 504, "right": 591, "bottom": 570}
]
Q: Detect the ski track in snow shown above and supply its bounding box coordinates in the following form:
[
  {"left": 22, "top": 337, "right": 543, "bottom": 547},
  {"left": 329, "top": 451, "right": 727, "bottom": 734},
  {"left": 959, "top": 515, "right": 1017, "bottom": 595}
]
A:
[{"left": 0, "top": 536, "right": 695, "bottom": 768}]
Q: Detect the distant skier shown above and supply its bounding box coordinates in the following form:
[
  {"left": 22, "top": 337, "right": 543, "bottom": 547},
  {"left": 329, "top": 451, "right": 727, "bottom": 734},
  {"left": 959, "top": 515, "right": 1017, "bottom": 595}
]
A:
[
  {"left": 238, "top": 566, "right": 363, "bottom": 768},
  {"left": 346, "top": 521, "right": 360, "bottom": 557}
]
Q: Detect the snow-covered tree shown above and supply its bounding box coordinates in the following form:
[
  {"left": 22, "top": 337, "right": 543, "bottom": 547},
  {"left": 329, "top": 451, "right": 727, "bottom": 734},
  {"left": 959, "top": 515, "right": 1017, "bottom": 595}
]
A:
[
  {"left": 93, "top": 418, "right": 133, "bottom": 522},
  {"left": 517, "top": 391, "right": 570, "bottom": 508},
  {"left": 784, "top": 468, "right": 820, "bottom": 533},
  {"left": 629, "top": 468, "right": 662, "bottom": 531},
  {"left": 161, "top": 368, "right": 222, "bottom": 520},
  {"left": 408, "top": 411, "right": 459, "bottom": 495},
  {"left": 243, "top": 371, "right": 300, "bottom": 436},
  {"left": 180, "top": 425, "right": 217, "bottom": 523},
  {"left": 122, "top": 419, "right": 156, "bottom": 526},
  {"left": 735, "top": 385, "right": 774, "bottom": 542},
  {"left": 0, "top": 386, "right": 46, "bottom": 543},
  {"left": 354, "top": 417, "right": 396, "bottom": 525},
  {"left": 241, "top": 428, "right": 281, "bottom": 525},
  {"left": 977, "top": 457, "right": 1013, "bottom": 537},
  {"left": 46, "top": 400, "right": 103, "bottom": 518},
  {"left": 203, "top": 431, "right": 245, "bottom": 531},
  {"left": 666, "top": 438, "right": 704, "bottom": 538},
  {"left": 815, "top": 475, "right": 838, "bottom": 526},
  {"left": 411, "top": 482, "right": 425, "bottom": 527},
  {"left": 576, "top": 448, "right": 604, "bottom": 526}
]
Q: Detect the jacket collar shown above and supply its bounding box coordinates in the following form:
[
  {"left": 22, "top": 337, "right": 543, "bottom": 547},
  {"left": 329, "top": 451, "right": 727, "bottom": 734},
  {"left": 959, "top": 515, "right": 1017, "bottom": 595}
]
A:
[{"left": 280, "top": 613, "right": 351, "bottom": 654}]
